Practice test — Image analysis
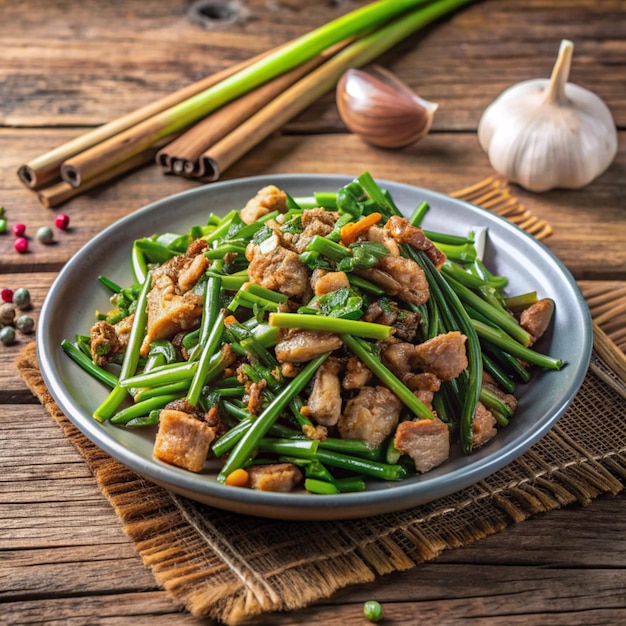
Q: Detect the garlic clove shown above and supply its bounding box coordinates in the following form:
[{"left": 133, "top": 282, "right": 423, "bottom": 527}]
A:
[
  {"left": 478, "top": 40, "right": 618, "bottom": 192},
  {"left": 336, "top": 65, "right": 438, "bottom": 149}
]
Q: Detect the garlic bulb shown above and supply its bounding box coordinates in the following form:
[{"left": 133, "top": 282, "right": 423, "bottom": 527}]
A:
[
  {"left": 478, "top": 40, "right": 618, "bottom": 192},
  {"left": 336, "top": 65, "right": 438, "bottom": 149}
]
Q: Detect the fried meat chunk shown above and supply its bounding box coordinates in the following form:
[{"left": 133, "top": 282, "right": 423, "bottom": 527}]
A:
[
  {"left": 153, "top": 409, "right": 216, "bottom": 473},
  {"left": 338, "top": 386, "right": 402, "bottom": 449},
  {"left": 413, "top": 331, "right": 468, "bottom": 381},
  {"left": 247, "top": 463, "right": 303, "bottom": 492},
  {"left": 394, "top": 417, "right": 450, "bottom": 473}
]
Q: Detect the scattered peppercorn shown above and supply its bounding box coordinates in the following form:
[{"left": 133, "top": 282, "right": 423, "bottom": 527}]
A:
[
  {"left": 16, "top": 314, "right": 35, "bottom": 334},
  {"left": 14, "top": 237, "right": 29, "bottom": 253},
  {"left": 55, "top": 213, "right": 70, "bottom": 230},
  {"left": 13, "top": 287, "right": 31, "bottom": 310},
  {"left": 0, "top": 326, "right": 16, "bottom": 346},
  {"left": 1, "top": 288, "right": 13, "bottom": 303},
  {"left": 0, "top": 302, "right": 16, "bottom": 326},
  {"left": 12, "top": 223, "right": 26, "bottom": 237},
  {"left": 0, "top": 218, "right": 6, "bottom": 233},
  {"left": 363, "top": 600, "right": 383, "bottom": 622},
  {"left": 36, "top": 225, "right": 54, "bottom": 244}
]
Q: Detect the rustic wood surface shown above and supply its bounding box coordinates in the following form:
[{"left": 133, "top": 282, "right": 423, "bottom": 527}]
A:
[{"left": 1, "top": 1, "right": 625, "bottom": 624}]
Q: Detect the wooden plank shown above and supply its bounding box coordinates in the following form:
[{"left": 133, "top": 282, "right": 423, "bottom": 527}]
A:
[
  {"left": 2, "top": 131, "right": 625, "bottom": 279},
  {"left": 0, "top": 402, "right": 624, "bottom": 624},
  {"left": 1, "top": 0, "right": 624, "bottom": 129}
]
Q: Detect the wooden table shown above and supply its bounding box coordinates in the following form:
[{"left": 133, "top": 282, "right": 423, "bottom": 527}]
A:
[{"left": 2, "top": 1, "right": 625, "bottom": 623}]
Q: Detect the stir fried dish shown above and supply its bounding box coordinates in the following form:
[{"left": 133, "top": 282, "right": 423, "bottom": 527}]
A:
[{"left": 62, "top": 173, "right": 562, "bottom": 495}]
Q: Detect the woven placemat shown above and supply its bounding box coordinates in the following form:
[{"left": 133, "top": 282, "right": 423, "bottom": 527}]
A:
[{"left": 15, "top": 180, "right": 626, "bottom": 625}]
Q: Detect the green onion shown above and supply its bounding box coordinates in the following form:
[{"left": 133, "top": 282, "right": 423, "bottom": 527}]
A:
[
  {"left": 217, "top": 353, "right": 330, "bottom": 482},
  {"left": 270, "top": 312, "right": 392, "bottom": 340}
]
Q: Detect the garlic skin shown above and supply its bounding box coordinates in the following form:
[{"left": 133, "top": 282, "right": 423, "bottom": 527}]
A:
[
  {"left": 336, "top": 65, "right": 438, "bottom": 149},
  {"left": 478, "top": 40, "right": 618, "bottom": 192}
]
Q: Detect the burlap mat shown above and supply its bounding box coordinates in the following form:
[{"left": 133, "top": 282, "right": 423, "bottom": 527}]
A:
[{"left": 15, "top": 180, "right": 626, "bottom": 625}]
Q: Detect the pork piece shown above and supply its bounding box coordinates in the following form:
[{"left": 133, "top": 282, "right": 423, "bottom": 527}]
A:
[
  {"left": 342, "top": 356, "right": 372, "bottom": 390},
  {"left": 291, "top": 207, "right": 340, "bottom": 253},
  {"left": 472, "top": 401, "right": 498, "bottom": 448},
  {"left": 274, "top": 329, "right": 343, "bottom": 363},
  {"left": 366, "top": 224, "right": 400, "bottom": 256},
  {"left": 362, "top": 300, "right": 398, "bottom": 326},
  {"left": 305, "top": 357, "right": 344, "bottom": 426},
  {"left": 406, "top": 372, "right": 442, "bottom": 411},
  {"left": 413, "top": 331, "right": 468, "bottom": 381},
  {"left": 384, "top": 215, "right": 446, "bottom": 269},
  {"left": 359, "top": 255, "right": 429, "bottom": 305},
  {"left": 394, "top": 417, "right": 450, "bottom": 473},
  {"left": 239, "top": 185, "right": 288, "bottom": 224},
  {"left": 247, "top": 462, "right": 303, "bottom": 492},
  {"left": 153, "top": 409, "right": 217, "bottom": 473},
  {"left": 381, "top": 341, "right": 417, "bottom": 380},
  {"left": 245, "top": 236, "right": 309, "bottom": 299},
  {"left": 311, "top": 269, "right": 350, "bottom": 296},
  {"left": 177, "top": 253, "right": 210, "bottom": 293},
  {"left": 140, "top": 253, "right": 208, "bottom": 357},
  {"left": 393, "top": 309, "right": 421, "bottom": 342},
  {"left": 90, "top": 320, "right": 122, "bottom": 367},
  {"left": 163, "top": 397, "right": 205, "bottom": 420},
  {"left": 338, "top": 386, "right": 402, "bottom": 448},
  {"left": 519, "top": 298, "right": 555, "bottom": 346}
]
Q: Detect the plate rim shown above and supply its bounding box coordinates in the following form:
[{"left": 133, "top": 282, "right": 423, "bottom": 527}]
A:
[{"left": 37, "top": 173, "right": 592, "bottom": 520}]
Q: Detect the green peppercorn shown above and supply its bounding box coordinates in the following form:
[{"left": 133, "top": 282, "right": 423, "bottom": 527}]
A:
[
  {"left": 0, "top": 325, "right": 15, "bottom": 346},
  {"left": 363, "top": 600, "right": 383, "bottom": 622},
  {"left": 16, "top": 314, "right": 35, "bottom": 334},
  {"left": 0, "top": 302, "right": 15, "bottom": 326},
  {"left": 0, "top": 217, "right": 7, "bottom": 233},
  {"left": 36, "top": 225, "right": 54, "bottom": 244},
  {"left": 13, "top": 287, "right": 31, "bottom": 310}
]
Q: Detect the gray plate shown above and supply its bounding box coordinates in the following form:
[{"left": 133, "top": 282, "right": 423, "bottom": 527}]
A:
[{"left": 37, "top": 174, "right": 592, "bottom": 520}]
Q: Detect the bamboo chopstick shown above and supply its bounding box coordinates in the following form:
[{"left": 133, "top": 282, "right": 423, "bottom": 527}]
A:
[
  {"left": 156, "top": 49, "right": 339, "bottom": 177},
  {"left": 196, "top": 0, "right": 469, "bottom": 181},
  {"left": 57, "top": 0, "right": 435, "bottom": 190},
  {"left": 17, "top": 49, "right": 276, "bottom": 191}
]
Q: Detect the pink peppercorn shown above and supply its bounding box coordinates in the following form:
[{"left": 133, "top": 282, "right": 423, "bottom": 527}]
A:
[
  {"left": 12, "top": 223, "right": 26, "bottom": 237},
  {"left": 1, "top": 288, "right": 13, "bottom": 303},
  {"left": 55, "top": 213, "right": 70, "bottom": 230},
  {"left": 14, "top": 237, "right": 28, "bottom": 253}
]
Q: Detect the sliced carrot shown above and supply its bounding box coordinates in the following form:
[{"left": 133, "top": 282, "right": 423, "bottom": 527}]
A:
[
  {"left": 224, "top": 467, "right": 250, "bottom": 487},
  {"left": 340, "top": 212, "right": 383, "bottom": 246},
  {"left": 223, "top": 314, "right": 239, "bottom": 326}
]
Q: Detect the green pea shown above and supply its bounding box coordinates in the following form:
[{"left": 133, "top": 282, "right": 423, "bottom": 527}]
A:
[
  {"left": 16, "top": 315, "right": 35, "bottom": 334},
  {"left": 363, "top": 600, "right": 383, "bottom": 622},
  {"left": 0, "top": 217, "right": 7, "bottom": 233},
  {"left": 0, "top": 325, "right": 15, "bottom": 346},
  {"left": 13, "top": 287, "right": 31, "bottom": 310}
]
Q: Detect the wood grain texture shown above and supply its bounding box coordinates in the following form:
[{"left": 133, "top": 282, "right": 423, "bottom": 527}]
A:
[{"left": 1, "top": 0, "right": 625, "bottom": 624}]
